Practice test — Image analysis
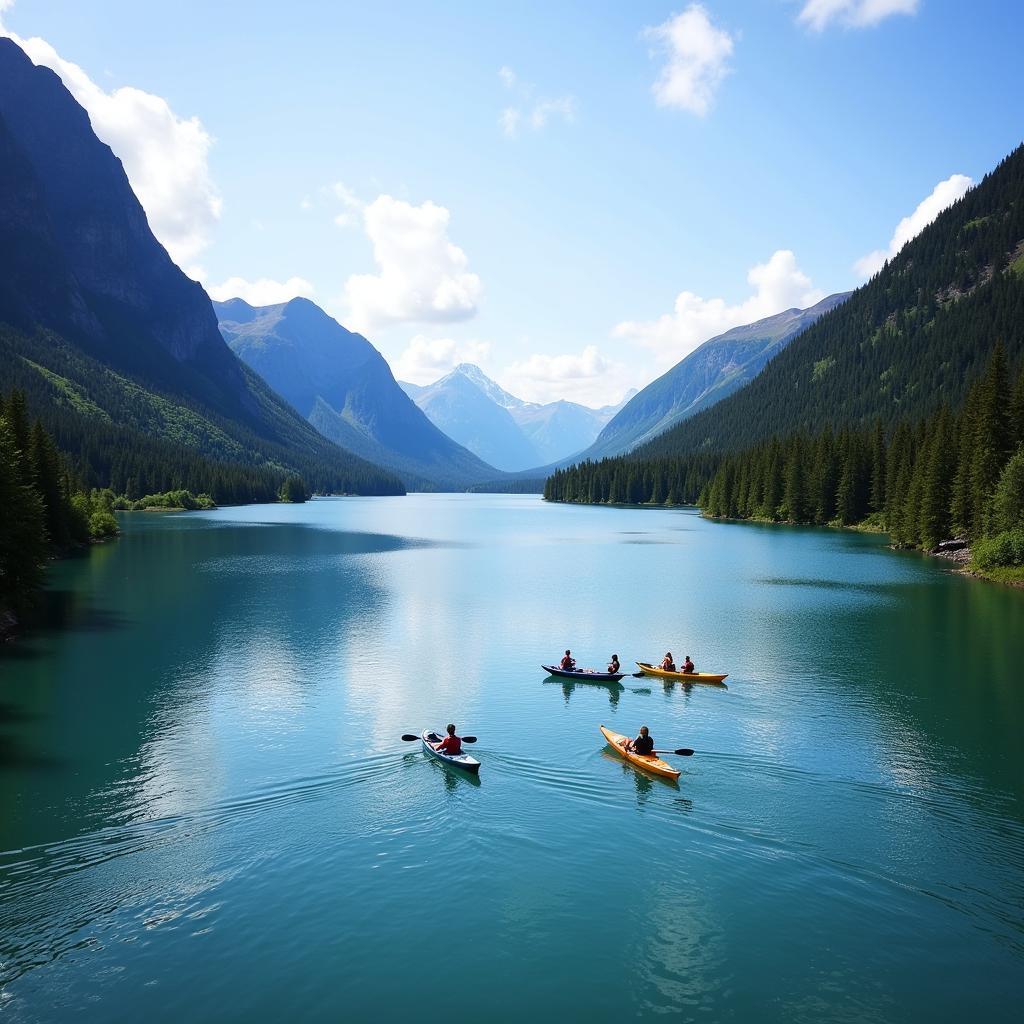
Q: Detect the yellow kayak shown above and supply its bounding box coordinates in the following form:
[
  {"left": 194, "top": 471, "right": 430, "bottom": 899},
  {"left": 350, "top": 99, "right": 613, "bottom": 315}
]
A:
[
  {"left": 636, "top": 662, "right": 728, "bottom": 685},
  {"left": 600, "top": 725, "right": 680, "bottom": 781}
]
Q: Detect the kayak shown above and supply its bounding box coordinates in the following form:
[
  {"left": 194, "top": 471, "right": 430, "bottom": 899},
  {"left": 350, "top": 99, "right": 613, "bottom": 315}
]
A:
[
  {"left": 600, "top": 725, "right": 680, "bottom": 781},
  {"left": 421, "top": 729, "right": 480, "bottom": 774},
  {"left": 635, "top": 662, "right": 728, "bottom": 685},
  {"left": 543, "top": 664, "right": 624, "bottom": 682}
]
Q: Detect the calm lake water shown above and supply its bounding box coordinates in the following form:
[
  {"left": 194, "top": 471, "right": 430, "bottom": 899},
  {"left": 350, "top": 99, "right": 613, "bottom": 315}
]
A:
[{"left": 1, "top": 494, "right": 1022, "bottom": 1022}]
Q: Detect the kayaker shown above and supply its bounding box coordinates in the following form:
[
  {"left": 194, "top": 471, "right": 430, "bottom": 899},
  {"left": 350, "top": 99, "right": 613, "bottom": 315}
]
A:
[
  {"left": 660, "top": 652, "right": 676, "bottom": 672},
  {"left": 626, "top": 726, "right": 654, "bottom": 756},
  {"left": 560, "top": 650, "right": 576, "bottom": 671},
  {"left": 433, "top": 724, "right": 462, "bottom": 756},
  {"left": 608, "top": 654, "right": 620, "bottom": 673},
  {"left": 682, "top": 655, "right": 695, "bottom": 674}
]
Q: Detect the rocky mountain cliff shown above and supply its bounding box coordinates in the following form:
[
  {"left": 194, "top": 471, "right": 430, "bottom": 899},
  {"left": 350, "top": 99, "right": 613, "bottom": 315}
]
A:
[{"left": 0, "top": 37, "right": 402, "bottom": 497}]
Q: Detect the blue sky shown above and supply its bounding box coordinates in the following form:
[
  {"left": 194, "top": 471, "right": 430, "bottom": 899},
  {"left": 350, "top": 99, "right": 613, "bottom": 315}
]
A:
[{"left": 2, "top": 1, "right": 1022, "bottom": 405}]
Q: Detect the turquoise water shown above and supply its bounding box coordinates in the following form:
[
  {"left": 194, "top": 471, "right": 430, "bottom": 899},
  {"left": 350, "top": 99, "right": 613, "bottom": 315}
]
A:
[{"left": 1, "top": 494, "right": 1022, "bottom": 1022}]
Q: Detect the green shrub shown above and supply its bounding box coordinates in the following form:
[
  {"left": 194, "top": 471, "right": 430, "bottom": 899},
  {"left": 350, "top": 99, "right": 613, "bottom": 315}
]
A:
[
  {"left": 89, "top": 509, "right": 120, "bottom": 538},
  {"left": 972, "top": 529, "right": 1024, "bottom": 570}
]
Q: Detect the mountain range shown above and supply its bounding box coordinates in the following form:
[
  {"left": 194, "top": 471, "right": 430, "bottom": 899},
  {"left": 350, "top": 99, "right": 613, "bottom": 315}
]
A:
[
  {"left": 579, "top": 293, "right": 850, "bottom": 461},
  {"left": 214, "top": 299, "right": 500, "bottom": 490},
  {"left": 0, "top": 37, "right": 402, "bottom": 499},
  {"left": 400, "top": 364, "right": 635, "bottom": 471}
]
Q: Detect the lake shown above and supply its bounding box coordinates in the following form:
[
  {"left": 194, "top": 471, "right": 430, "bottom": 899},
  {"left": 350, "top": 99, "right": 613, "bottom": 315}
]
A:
[{"left": 1, "top": 494, "right": 1022, "bottom": 1022}]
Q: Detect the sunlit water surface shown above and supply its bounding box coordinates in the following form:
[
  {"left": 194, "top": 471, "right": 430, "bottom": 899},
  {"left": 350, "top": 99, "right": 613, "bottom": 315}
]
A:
[{"left": 1, "top": 495, "right": 1022, "bottom": 1022}]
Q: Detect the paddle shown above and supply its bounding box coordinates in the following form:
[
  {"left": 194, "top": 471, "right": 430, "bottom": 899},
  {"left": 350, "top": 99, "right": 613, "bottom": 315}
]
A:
[
  {"left": 401, "top": 734, "right": 477, "bottom": 743},
  {"left": 653, "top": 748, "right": 695, "bottom": 756}
]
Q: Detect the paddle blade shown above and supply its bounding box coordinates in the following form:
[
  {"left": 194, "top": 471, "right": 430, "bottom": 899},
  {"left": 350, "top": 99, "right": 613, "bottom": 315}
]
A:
[
  {"left": 461, "top": 736, "right": 477, "bottom": 743},
  {"left": 401, "top": 734, "right": 419, "bottom": 741},
  {"left": 675, "top": 748, "right": 695, "bottom": 756}
]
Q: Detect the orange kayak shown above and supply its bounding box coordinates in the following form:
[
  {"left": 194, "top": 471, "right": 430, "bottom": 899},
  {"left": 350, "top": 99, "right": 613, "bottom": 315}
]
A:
[
  {"left": 636, "top": 662, "right": 728, "bottom": 685},
  {"left": 600, "top": 725, "right": 680, "bottom": 781}
]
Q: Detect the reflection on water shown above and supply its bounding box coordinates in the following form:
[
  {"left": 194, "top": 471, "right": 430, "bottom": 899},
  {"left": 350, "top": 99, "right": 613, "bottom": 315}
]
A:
[
  {"left": 1, "top": 496, "right": 1022, "bottom": 1022},
  {"left": 543, "top": 675, "right": 623, "bottom": 707}
]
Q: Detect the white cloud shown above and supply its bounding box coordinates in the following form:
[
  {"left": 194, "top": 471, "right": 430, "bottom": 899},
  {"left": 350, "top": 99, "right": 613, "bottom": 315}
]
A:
[
  {"left": 206, "top": 276, "right": 315, "bottom": 306},
  {"left": 615, "top": 250, "right": 824, "bottom": 367},
  {"left": 501, "top": 345, "right": 629, "bottom": 406},
  {"left": 330, "top": 180, "right": 364, "bottom": 228},
  {"left": 0, "top": 13, "right": 221, "bottom": 265},
  {"left": 798, "top": 0, "right": 918, "bottom": 32},
  {"left": 498, "top": 66, "right": 575, "bottom": 138},
  {"left": 854, "top": 173, "right": 973, "bottom": 278},
  {"left": 343, "top": 195, "right": 482, "bottom": 331},
  {"left": 392, "top": 335, "right": 491, "bottom": 384},
  {"left": 645, "top": 4, "right": 734, "bottom": 116},
  {"left": 500, "top": 107, "right": 523, "bottom": 138},
  {"left": 530, "top": 96, "right": 576, "bottom": 129}
]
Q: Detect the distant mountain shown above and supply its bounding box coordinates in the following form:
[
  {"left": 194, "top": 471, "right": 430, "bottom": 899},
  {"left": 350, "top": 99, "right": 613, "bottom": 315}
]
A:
[
  {"left": 215, "top": 299, "right": 501, "bottom": 490},
  {"left": 401, "top": 366, "right": 538, "bottom": 471},
  {"left": 400, "top": 364, "right": 630, "bottom": 470},
  {"left": 512, "top": 393, "right": 636, "bottom": 465},
  {"left": 580, "top": 294, "right": 850, "bottom": 460},
  {"left": 0, "top": 37, "right": 402, "bottom": 499}
]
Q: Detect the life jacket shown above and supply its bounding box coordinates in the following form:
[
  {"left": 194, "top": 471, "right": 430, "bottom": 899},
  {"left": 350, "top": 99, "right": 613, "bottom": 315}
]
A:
[{"left": 439, "top": 735, "right": 462, "bottom": 755}]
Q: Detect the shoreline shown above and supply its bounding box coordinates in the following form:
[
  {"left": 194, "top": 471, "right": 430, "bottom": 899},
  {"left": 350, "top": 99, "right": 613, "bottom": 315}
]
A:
[{"left": 545, "top": 498, "right": 1024, "bottom": 589}]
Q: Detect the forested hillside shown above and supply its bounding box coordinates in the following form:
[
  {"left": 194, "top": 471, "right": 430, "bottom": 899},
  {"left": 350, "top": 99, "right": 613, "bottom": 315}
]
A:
[
  {"left": 639, "top": 144, "right": 1024, "bottom": 457},
  {"left": 580, "top": 293, "right": 849, "bottom": 460}
]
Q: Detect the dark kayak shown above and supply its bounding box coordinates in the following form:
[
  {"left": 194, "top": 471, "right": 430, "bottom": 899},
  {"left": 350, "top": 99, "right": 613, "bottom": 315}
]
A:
[{"left": 542, "top": 664, "right": 625, "bottom": 682}]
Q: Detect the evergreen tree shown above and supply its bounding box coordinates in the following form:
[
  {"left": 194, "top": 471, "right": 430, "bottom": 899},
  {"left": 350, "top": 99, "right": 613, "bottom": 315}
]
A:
[
  {"left": 0, "top": 416, "right": 48, "bottom": 614},
  {"left": 969, "top": 341, "right": 1013, "bottom": 535},
  {"left": 992, "top": 446, "right": 1024, "bottom": 532},
  {"left": 918, "top": 407, "right": 955, "bottom": 549}
]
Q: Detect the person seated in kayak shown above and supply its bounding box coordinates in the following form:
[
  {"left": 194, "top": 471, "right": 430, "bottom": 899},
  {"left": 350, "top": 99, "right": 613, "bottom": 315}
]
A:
[
  {"left": 625, "top": 726, "right": 654, "bottom": 756},
  {"left": 682, "top": 655, "right": 695, "bottom": 674},
  {"left": 560, "top": 650, "right": 576, "bottom": 671},
  {"left": 433, "top": 724, "right": 462, "bottom": 756},
  {"left": 608, "top": 654, "right": 620, "bottom": 673},
  {"left": 660, "top": 652, "right": 676, "bottom": 672}
]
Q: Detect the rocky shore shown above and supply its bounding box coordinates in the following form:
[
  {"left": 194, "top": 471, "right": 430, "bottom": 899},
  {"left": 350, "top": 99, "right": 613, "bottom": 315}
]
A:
[{"left": 929, "top": 538, "right": 971, "bottom": 565}]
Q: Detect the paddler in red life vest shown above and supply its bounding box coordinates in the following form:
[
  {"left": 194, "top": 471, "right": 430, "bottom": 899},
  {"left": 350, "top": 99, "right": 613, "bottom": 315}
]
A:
[
  {"left": 682, "top": 655, "right": 695, "bottom": 674},
  {"left": 432, "top": 724, "right": 462, "bottom": 756},
  {"left": 607, "top": 654, "right": 620, "bottom": 674},
  {"left": 660, "top": 652, "right": 676, "bottom": 672},
  {"left": 560, "top": 650, "right": 576, "bottom": 671}
]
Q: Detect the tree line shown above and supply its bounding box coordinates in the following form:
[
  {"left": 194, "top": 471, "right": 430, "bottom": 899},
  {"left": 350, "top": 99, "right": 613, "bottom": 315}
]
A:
[
  {"left": 0, "top": 325, "right": 405, "bottom": 503},
  {"left": 1, "top": 390, "right": 119, "bottom": 624},
  {"left": 546, "top": 347, "right": 1024, "bottom": 569}
]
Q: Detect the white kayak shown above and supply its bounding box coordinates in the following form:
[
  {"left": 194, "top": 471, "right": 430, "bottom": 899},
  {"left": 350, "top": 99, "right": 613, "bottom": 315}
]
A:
[{"left": 421, "top": 729, "right": 480, "bottom": 774}]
